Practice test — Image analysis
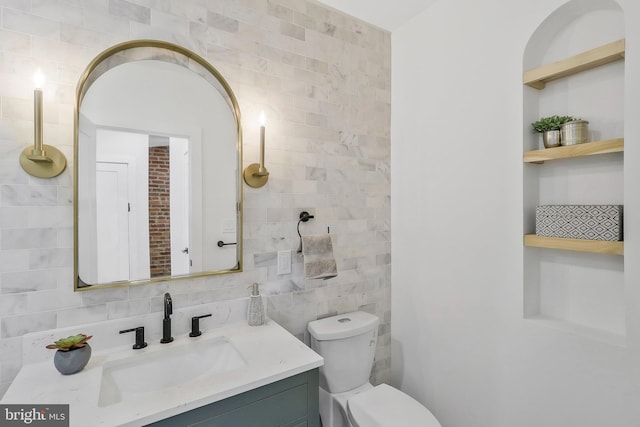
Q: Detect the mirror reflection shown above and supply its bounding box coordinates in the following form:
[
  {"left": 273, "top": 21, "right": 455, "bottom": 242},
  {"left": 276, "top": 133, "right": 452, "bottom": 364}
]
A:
[{"left": 74, "top": 41, "right": 242, "bottom": 290}]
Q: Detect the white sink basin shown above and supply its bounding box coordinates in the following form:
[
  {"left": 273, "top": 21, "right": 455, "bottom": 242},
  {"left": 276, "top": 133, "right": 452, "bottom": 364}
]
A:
[{"left": 98, "top": 337, "right": 246, "bottom": 407}]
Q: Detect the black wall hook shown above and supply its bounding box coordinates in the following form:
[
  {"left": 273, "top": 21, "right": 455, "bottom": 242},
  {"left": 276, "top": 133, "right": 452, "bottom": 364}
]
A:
[
  {"left": 298, "top": 211, "right": 315, "bottom": 229},
  {"left": 297, "top": 211, "right": 315, "bottom": 252}
]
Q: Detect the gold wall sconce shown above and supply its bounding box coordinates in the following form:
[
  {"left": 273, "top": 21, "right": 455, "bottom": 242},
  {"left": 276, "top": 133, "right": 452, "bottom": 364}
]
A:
[
  {"left": 243, "top": 111, "right": 269, "bottom": 188},
  {"left": 19, "top": 69, "right": 67, "bottom": 179}
]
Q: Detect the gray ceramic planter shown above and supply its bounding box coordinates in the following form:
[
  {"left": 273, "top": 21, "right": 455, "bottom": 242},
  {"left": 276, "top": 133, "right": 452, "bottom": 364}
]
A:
[{"left": 53, "top": 344, "right": 91, "bottom": 375}]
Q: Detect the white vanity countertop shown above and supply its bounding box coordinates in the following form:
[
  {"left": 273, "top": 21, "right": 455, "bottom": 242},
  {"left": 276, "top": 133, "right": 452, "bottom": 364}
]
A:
[{"left": 2, "top": 317, "right": 323, "bottom": 427}]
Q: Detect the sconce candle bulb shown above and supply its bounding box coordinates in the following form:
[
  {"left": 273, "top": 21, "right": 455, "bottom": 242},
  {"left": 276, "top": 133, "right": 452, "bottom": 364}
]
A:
[
  {"left": 19, "top": 69, "right": 67, "bottom": 178},
  {"left": 258, "top": 111, "right": 267, "bottom": 175},
  {"left": 243, "top": 110, "right": 270, "bottom": 187},
  {"left": 32, "top": 70, "right": 45, "bottom": 158}
]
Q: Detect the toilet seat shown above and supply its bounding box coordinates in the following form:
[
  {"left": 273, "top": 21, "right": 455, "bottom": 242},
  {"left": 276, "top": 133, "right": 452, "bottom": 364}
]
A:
[{"left": 347, "top": 384, "right": 441, "bottom": 427}]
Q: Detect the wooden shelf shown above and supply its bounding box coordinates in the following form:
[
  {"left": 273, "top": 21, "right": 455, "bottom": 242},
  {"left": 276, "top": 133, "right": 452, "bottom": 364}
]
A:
[
  {"left": 524, "top": 234, "right": 623, "bottom": 255},
  {"left": 523, "top": 138, "right": 623, "bottom": 163},
  {"left": 523, "top": 39, "right": 625, "bottom": 89}
]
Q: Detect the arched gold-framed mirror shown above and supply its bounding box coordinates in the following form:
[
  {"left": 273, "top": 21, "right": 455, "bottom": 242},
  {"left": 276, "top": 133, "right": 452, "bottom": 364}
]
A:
[{"left": 74, "top": 40, "right": 243, "bottom": 291}]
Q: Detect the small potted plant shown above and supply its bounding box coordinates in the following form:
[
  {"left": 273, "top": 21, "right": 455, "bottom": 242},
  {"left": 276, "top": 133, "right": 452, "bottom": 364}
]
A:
[
  {"left": 531, "top": 115, "right": 575, "bottom": 148},
  {"left": 46, "top": 333, "right": 93, "bottom": 375}
]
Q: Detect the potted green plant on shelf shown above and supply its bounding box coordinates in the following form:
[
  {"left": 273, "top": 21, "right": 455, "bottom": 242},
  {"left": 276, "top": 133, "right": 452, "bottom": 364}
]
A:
[
  {"left": 531, "top": 115, "right": 575, "bottom": 148},
  {"left": 46, "top": 333, "right": 93, "bottom": 375}
]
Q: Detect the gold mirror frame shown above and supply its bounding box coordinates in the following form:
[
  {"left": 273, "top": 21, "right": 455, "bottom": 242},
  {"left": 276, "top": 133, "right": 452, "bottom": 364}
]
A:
[{"left": 73, "top": 40, "right": 243, "bottom": 291}]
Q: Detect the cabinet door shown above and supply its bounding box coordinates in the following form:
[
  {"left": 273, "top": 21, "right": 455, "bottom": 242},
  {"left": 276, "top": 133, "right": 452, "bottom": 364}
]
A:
[
  {"left": 146, "top": 369, "right": 319, "bottom": 427},
  {"left": 191, "top": 384, "right": 308, "bottom": 427}
]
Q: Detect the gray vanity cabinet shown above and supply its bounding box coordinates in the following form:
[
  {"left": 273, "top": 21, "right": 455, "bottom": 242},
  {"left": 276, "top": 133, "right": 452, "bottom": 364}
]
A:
[{"left": 146, "top": 369, "right": 319, "bottom": 427}]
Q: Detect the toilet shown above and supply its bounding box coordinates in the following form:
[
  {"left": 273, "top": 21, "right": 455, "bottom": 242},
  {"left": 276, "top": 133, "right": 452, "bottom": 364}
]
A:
[{"left": 308, "top": 311, "right": 441, "bottom": 427}]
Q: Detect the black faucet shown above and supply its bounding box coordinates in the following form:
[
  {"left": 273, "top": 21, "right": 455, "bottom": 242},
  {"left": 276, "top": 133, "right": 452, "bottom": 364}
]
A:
[
  {"left": 160, "top": 292, "right": 173, "bottom": 344},
  {"left": 120, "top": 326, "right": 147, "bottom": 349}
]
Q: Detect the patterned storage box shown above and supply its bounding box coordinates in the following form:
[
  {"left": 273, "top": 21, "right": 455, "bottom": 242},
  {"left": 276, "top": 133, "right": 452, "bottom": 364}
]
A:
[{"left": 535, "top": 205, "right": 623, "bottom": 241}]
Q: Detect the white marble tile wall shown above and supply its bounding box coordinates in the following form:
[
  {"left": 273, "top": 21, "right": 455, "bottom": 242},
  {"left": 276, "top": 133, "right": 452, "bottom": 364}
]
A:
[{"left": 0, "top": 0, "right": 391, "bottom": 397}]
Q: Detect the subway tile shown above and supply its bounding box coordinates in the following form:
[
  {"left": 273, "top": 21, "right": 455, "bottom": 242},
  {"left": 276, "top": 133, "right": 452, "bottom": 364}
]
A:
[
  {"left": 1, "top": 228, "right": 57, "bottom": 250},
  {"left": 31, "top": 0, "right": 84, "bottom": 26},
  {"left": 292, "top": 179, "right": 316, "bottom": 194},
  {"left": 305, "top": 111, "right": 327, "bottom": 127},
  {"left": 272, "top": 0, "right": 306, "bottom": 14},
  {"left": 0, "top": 29, "right": 30, "bottom": 52},
  {"left": 149, "top": 9, "right": 189, "bottom": 35},
  {"left": 0, "top": 250, "right": 29, "bottom": 273},
  {"left": 57, "top": 227, "right": 73, "bottom": 248},
  {"left": 261, "top": 279, "right": 301, "bottom": 296},
  {"left": 27, "top": 206, "right": 73, "bottom": 228},
  {"left": 81, "top": 286, "right": 129, "bottom": 305},
  {"left": 55, "top": 287, "right": 83, "bottom": 310},
  {"left": 31, "top": 36, "right": 87, "bottom": 67},
  {"left": 108, "top": 0, "right": 151, "bottom": 25},
  {"left": 267, "top": 1, "right": 293, "bottom": 22},
  {"left": 106, "top": 299, "right": 150, "bottom": 320},
  {"left": 84, "top": 1, "right": 131, "bottom": 34},
  {"left": 280, "top": 21, "right": 305, "bottom": 41},
  {"left": 56, "top": 185, "right": 73, "bottom": 206},
  {"left": 1, "top": 185, "right": 57, "bottom": 206},
  {"left": 1, "top": 311, "right": 56, "bottom": 338},
  {"left": 0, "top": 207, "right": 28, "bottom": 228},
  {"left": 169, "top": 0, "right": 207, "bottom": 24},
  {"left": 0, "top": 1, "right": 30, "bottom": 12},
  {"left": 207, "top": 11, "right": 238, "bottom": 33},
  {"left": 0, "top": 293, "right": 28, "bottom": 316},
  {"left": 129, "top": 282, "right": 170, "bottom": 300},
  {"left": 57, "top": 304, "right": 106, "bottom": 328},
  {"left": 254, "top": 251, "right": 276, "bottom": 268},
  {"left": 1, "top": 269, "right": 57, "bottom": 294},
  {"left": 29, "top": 248, "right": 72, "bottom": 269},
  {"left": 265, "top": 292, "right": 292, "bottom": 311},
  {"left": 223, "top": 0, "right": 265, "bottom": 27},
  {"left": 293, "top": 11, "right": 316, "bottom": 31},
  {"left": 2, "top": 8, "right": 60, "bottom": 37},
  {"left": 1, "top": 97, "right": 33, "bottom": 122},
  {"left": 27, "top": 290, "right": 58, "bottom": 312},
  {"left": 60, "top": 24, "right": 113, "bottom": 48}
]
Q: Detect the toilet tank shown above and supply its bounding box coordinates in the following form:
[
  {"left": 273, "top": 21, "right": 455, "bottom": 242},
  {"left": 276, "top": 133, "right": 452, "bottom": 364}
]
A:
[{"left": 308, "top": 311, "right": 379, "bottom": 393}]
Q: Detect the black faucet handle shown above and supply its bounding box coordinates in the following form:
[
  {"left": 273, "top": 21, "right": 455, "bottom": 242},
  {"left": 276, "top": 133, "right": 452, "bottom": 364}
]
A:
[
  {"left": 120, "top": 326, "right": 148, "bottom": 350},
  {"left": 189, "top": 313, "right": 213, "bottom": 337}
]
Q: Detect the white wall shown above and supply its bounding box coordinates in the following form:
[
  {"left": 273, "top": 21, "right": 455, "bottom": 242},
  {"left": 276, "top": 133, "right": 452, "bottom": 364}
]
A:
[{"left": 391, "top": 0, "right": 640, "bottom": 426}]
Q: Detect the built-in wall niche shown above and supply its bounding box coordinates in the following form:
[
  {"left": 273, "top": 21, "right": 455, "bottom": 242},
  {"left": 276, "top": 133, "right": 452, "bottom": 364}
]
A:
[{"left": 522, "top": 1, "right": 625, "bottom": 346}]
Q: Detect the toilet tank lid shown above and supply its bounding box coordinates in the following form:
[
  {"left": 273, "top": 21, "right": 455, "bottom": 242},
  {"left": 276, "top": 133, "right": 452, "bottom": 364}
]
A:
[{"left": 308, "top": 311, "right": 379, "bottom": 341}]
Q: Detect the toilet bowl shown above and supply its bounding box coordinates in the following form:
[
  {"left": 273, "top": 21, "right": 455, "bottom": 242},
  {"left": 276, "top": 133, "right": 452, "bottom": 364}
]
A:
[
  {"left": 308, "top": 311, "right": 441, "bottom": 427},
  {"left": 347, "top": 384, "right": 440, "bottom": 427}
]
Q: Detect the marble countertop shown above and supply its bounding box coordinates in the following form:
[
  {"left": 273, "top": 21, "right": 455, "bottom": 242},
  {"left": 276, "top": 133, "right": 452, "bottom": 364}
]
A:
[{"left": 2, "top": 314, "right": 323, "bottom": 427}]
